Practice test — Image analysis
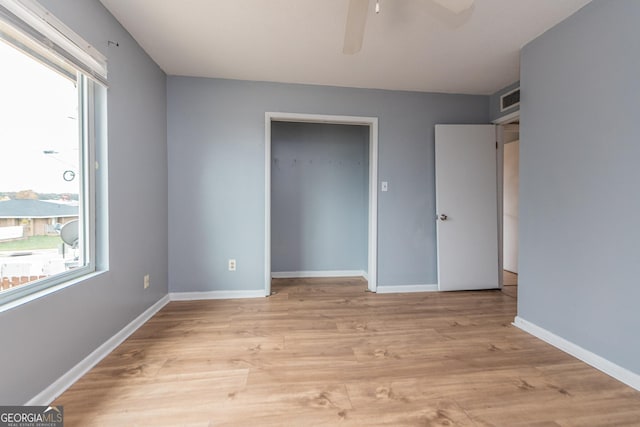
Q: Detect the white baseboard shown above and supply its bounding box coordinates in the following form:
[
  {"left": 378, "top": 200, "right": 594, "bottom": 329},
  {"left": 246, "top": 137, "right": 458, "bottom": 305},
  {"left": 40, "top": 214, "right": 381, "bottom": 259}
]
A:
[
  {"left": 376, "top": 284, "right": 439, "bottom": 294},
  {"left": 170, "top": 290, "right": 265, "bottom": 301},
  {"left": 271, "top": 270, "right": 366, "bottom": 279},
  {"left": 26, "top": 295, "right": 171, "bottom": 405},
  {"left": 513, "top": 316, "right": 640, "bottom": 391}
]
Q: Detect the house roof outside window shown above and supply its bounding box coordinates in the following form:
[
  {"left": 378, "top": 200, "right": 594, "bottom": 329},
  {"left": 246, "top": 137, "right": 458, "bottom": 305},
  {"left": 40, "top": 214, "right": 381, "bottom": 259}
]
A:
[{"left": 0, "top": 199, "right": 78, "bottom": 219}]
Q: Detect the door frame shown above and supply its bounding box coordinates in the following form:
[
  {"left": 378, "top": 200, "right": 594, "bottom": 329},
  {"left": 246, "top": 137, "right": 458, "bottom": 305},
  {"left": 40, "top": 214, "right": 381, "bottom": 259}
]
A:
[
  {"left": 264, "top": 112, "right": 379, "bottom": 296},
  {"left": 493, "top": 111, "right": 520, "bottom": 288}
]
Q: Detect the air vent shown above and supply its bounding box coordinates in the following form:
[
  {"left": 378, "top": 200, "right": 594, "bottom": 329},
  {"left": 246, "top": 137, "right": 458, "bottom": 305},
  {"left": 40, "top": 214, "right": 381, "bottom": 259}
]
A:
[{"left": 500, "top": 88, "right": 520, "bottom": 112}]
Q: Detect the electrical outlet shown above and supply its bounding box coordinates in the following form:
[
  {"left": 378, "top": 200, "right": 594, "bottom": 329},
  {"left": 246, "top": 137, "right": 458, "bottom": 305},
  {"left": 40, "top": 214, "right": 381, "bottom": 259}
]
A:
[
  {"left": 381, "top": 181, "right": 388, "bottom": 192},
  {"left": 228, "top": 259, "right": 236, "bottom": 271},
  {"left": 143, "top": 274, "right": 150, "bottom": 289}
]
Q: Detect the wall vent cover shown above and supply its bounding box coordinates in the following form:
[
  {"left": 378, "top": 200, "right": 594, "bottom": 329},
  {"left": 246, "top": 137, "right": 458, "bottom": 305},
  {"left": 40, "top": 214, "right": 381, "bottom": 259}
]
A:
[{"left": 500, "top": 88, "right": 520, "bottom": 112}]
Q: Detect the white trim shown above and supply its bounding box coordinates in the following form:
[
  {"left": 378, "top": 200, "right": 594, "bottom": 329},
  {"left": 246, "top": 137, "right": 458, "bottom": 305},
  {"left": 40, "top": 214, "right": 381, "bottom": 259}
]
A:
[
  {"left": 82, "top": 76, "right": 97, "bottom": 280},
  {"left": 265, "top": 112, "right": 379, "bottom": 296},
  {"left": 269, "top": 112, "right": 377, "bottom": 125},
  {"left": 264, "top": 114, "right": 272, "bottom": 296},
  {"left": 367, "top": 120, "right": 378, "bottom": 292},
  {"left": 170, "top": 290, "right": 265, "bottom": 301},
  {"left": 376, "top": 284, "right": 439, "bottom": 294},
  {"left": 271, "top": 270, "right": 366, "bottom": 279},
  {"left": 514, "top": 316, "right": 640, "bottom": 391},
  {"left": 492, "top": 110, "right": 520, "bottom": 125},
  {"left": 25, "top": 295, "right": 170, "bottom": 405},
  {"left": 0, "top": 271, "right": 104, "bottom": 314},
  {"left": 496, "top": 124, "right": 504, "bottom": 289}
]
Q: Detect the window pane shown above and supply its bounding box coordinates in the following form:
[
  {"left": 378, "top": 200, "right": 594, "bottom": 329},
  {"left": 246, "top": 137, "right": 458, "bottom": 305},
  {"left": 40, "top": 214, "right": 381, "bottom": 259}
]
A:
[{"left": 0, "top": 39, "right": 86, "bottom": 294}]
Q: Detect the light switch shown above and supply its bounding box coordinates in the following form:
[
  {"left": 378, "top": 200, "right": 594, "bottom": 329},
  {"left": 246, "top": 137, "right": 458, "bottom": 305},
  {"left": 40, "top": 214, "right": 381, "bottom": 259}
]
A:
[{"left": 381, "top": 181, "right": 388, "bottom": 192}]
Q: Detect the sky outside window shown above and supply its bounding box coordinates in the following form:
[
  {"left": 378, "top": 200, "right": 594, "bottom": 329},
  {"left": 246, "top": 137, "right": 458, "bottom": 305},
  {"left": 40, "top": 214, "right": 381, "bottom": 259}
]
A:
[{"left": 0, "top": 40, "right": 79, "bottom": 195}]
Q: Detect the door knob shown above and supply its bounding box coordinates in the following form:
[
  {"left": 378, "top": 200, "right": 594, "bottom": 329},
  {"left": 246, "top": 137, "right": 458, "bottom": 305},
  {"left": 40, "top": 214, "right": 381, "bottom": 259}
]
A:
[{"left": 439, "top": 214, "right": 448, "bottom": 221}]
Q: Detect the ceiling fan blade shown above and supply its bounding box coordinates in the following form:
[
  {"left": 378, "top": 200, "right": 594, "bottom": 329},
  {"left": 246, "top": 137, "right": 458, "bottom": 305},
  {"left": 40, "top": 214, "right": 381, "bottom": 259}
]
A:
[
  {"left": 343, "top": 0, "right": 369, "bottom": 55},
  {"left": 430, "top": 0, "right": 474, "bottom": 14}
]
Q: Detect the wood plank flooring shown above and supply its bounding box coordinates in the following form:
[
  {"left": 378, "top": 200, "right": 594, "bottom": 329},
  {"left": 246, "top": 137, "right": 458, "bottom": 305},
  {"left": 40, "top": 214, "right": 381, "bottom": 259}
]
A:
[
  {"left": 54, "top": 278, "right": 640, "bottom": 426},
  {"left": 502, "top": 271, "right": 518, "bottom": 299},
  {"left": 503, "top": 270, "right": 518, "bottom": 287}
]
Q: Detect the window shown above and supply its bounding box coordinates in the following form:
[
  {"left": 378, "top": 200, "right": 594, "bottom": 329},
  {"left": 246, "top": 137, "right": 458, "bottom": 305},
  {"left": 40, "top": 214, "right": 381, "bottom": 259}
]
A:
[{"left": 0, "top": 0, "right": 106, "bottom": 307}]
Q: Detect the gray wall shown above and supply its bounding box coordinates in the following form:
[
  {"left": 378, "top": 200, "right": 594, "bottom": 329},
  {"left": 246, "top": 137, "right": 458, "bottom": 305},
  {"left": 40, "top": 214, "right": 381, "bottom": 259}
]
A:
[
  {"left": 489, "top": 81, "right": 520, "bottom": 122},
  {"left": 271, "top": 122, "right": 369, "bottom": 273},
  {"left": 0, "top": 0, "right": 168, "bottom": 404},
  {"left": 519, "top": 0, "right": 640, "bottom": 373},
  {"left": 168, "top": 78, "right": 488, "bottom": 292}
]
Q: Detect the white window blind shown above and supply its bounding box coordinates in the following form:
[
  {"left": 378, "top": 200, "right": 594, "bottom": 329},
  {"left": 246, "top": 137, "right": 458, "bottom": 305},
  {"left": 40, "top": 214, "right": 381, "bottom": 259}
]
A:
[{"left": 0, "top": 0, "right": 107, "bottom": 86}]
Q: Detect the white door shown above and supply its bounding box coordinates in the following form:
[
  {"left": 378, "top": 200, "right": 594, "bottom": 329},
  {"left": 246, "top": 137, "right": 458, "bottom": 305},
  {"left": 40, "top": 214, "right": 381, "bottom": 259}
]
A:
[{"left": 435, "top": 125, "right": 499, "bottom": 291}]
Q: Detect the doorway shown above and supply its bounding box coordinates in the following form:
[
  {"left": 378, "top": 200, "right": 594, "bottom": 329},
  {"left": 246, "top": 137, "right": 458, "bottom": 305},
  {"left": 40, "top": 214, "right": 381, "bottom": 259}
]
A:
[
  {"left": 270, "top": 122, "right": 368, "bottom": 277},
  {"left": 503, "top": 124, "right": 519, "bottom": 273},
  {"left": 264, "top": 113, "right": 379, "bottom": 296},
  {"left": 496, "top": 117, "right": 520, "bottom": 294}
]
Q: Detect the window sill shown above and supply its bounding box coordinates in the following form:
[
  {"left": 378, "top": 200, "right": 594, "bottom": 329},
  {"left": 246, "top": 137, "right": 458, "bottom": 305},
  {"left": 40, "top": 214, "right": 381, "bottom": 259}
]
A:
[{"left": 0, "top": 270, "right": 107, "bottom": 314}]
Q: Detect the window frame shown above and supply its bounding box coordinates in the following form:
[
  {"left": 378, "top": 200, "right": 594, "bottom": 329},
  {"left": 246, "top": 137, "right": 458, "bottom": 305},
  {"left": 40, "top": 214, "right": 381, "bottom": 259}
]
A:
[{"left": 0, "top": 0, "right": 105, "bottom": 310}]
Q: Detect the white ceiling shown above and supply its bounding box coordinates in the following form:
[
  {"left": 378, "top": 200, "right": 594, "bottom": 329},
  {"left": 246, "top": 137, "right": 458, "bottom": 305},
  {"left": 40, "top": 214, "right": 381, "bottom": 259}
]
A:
[{"left": 99, "top": 0, "right": 592, "bottom": 95}]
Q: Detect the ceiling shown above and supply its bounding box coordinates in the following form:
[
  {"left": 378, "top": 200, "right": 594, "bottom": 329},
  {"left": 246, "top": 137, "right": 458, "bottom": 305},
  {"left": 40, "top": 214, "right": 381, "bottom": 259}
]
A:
[{"left": 99, "top": 0, "right": 592, "bottom": 95}]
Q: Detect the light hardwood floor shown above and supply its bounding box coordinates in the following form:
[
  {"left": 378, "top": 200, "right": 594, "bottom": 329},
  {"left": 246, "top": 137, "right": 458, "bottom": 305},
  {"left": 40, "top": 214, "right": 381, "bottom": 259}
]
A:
[
  {"left": 503, "top": 270, "right": 518, "bottom": 287},
  {"left": 502, "top": 271, "right": 517, "bottom": 299},
  {"left": 54, "top": 278, "right": 640, "bottom": 426}
]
